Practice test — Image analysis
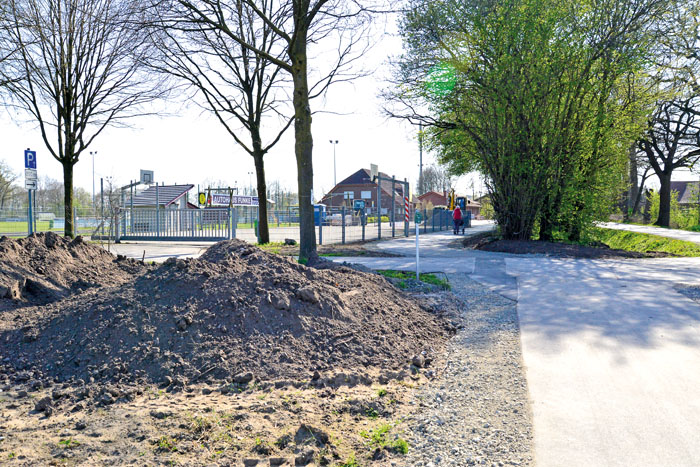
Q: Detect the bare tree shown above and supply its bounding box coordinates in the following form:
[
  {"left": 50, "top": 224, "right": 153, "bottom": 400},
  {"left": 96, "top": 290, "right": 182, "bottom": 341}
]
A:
[
  {"left": 0, "top": 161, "right": 19, "bottom": 209},
  {"left": 2, "top": 0, "right": 168, "bottom": 237},
  {"left": 150, "top": 0, "right": 293, "bottom": 244},
  {"left": 421, "top": 164, "right": 453, "bottom": 194},
  {"left": 160, "top": 0, "right": 376, "bottom": 261}
]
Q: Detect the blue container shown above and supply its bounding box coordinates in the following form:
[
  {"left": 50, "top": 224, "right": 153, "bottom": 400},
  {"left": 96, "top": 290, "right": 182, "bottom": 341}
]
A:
[{"left": 314, "top": 204, "right": 327, "bottom": 226}]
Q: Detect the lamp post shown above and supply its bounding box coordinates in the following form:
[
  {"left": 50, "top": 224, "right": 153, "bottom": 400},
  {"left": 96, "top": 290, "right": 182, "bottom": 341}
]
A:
[
  {"left": 329, "top": 140, "right": 339, "bottom": 186},
  {"left": 247, "top": 171, "right": 253, "bottom": 195},
  {"left": 90, "top": 151, "right": 97, "bottom": 209}
]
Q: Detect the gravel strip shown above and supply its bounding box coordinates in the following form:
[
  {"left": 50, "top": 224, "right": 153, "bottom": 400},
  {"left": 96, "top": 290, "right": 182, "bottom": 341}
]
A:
[{"left": 402, "top": 273, "right": 533, "bottom": 467}]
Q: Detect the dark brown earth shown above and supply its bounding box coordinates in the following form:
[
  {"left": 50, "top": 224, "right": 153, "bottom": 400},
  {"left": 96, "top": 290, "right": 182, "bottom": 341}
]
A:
[
  {"left": 0, "top": 237, "right": 458, "bottom": 466},
  {"left": 0, "top": 232, "right": 148, "bottom": 311},
  {"left": 0, "top": 239, "right": 452, "bottom": 391},
  {"left": 461, "top": 231, "right": 669, "bottom": 259}
]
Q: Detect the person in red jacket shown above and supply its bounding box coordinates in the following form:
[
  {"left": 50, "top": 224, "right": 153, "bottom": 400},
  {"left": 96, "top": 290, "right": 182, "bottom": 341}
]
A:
[{"left": 453, "top": 205, "right": 463, "bottom": 234}]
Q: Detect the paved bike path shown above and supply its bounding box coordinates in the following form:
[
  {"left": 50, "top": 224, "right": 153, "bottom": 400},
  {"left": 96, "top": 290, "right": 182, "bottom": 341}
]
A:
[{"left": 333, "top": 232, "right": 700, "bottom": 467}]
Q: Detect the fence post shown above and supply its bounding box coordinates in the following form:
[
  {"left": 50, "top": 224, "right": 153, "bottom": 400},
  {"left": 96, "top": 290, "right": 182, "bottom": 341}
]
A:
[
  {"left": 362, "top": 211, "right": 366, "bottom": 241},
  {"left": 318, "top": 213, "right": 323, "bottom": 245},
  {"left": 341, "top": 206, "right": 346, "bottom": 244},
  {"left": 155, "top": 183, "right": 160, "bottom": 238},
  {"left": 233, "top": 208, "right": 238, "bottom": 239},
  {"left": 423, "top": 208, "right": 427, "bottom": 234},
  {"left": 227, "top": 207, "right": 232, "bottom": 239},
  {"left": 27, "top": 190, "right": 33, "bottom": 235}
]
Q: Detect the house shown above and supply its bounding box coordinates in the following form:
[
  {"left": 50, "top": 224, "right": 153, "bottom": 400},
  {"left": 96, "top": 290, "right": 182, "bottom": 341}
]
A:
[
  {"left": 417, "top": 191, "right": 448, "bottom": 208},
  {"left": 124, "top": 184, "right": 198, "bottom": 233},
  {"left": 670, "top": 181, "right": 700, "bottom": 207},
  {"left": 320, "top": 169, "right": 411, "bottom": 215},
  {"left": 125, "top": 184, "right": 197, "bottom": 209},
  {"left": 461, "top": 198, "right": 481, "bottom": 218}
]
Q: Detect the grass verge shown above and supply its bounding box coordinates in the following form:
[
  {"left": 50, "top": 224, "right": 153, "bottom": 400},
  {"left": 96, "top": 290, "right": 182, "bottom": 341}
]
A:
[
  {"left": 591, "top": 227, "right": 700, "bottom": 257},
  {"left": 377, "top": 270, "right": 450, "bottom": 290}
]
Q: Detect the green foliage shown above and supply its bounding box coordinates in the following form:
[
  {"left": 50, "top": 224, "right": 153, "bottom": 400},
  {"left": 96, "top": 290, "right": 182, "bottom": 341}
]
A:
[
  {"left": 377, "top": 270, "right": 450, "bottom": 290},
  {"left": 649, "top": 190, "right": 700, "bottom": 230},
  {"left": 591, "top": 228, "right": 700, "bottom": 257},
  {"left": 392, "top": 438, "right": 410, "bottom": 455},
  {"left": 156, "top": 436, "right": 178, "bottom": 452},
  {"left": 337, "top": 454, "right": 360, "bottom": 467},
  {"left": 58, "top": 438, "right": 81, "bottom": 449},
  {"left": 393, "top": 0, "right": 667, "bottom": 240},
  {"left": 377, "top": 388, "right": 388, "bottom": 398}
]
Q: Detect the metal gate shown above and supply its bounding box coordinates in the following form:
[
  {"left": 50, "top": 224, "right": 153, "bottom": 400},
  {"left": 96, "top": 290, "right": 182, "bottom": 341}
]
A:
[{"left": 117, "top": 208, "right": 235, "bottom": 241}]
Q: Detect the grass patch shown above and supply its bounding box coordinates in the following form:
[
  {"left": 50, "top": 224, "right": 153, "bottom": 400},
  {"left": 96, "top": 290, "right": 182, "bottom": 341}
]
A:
[
  {"left": 377, "top": 270, "right": 450, "bottom": 290},
  {"left": 591, "top": 227, "right": 700, "bottom": 257}
]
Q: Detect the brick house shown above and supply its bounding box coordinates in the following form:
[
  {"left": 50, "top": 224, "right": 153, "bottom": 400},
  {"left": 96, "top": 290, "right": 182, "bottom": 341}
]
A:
[
  {"left": 320, "top": 169, "right": 410, "bottom": 215},
  {"left": 417, "top": 191, "right": 448, "bottom": 207}
]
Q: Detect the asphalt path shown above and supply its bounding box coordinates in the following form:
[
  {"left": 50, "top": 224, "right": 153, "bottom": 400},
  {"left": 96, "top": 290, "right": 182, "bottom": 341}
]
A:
[{"left": 332, "top": 230, "right": 700, "bottom": 467}]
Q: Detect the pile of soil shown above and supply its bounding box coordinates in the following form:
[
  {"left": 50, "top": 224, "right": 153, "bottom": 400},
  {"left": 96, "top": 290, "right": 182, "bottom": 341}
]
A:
[
  {"left": 0, "top": 232, "right": 146, "bottom": 309},
  {"left": 0, "top": 239, "right": 452, "bottom": 389},
  {"left": 462, "top": 232, "right": 666, "bottom": 259}
]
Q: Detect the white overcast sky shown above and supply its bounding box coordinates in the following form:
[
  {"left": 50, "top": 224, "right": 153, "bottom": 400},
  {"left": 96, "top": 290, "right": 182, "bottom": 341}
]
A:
[
  {"left": 0, "top": 14, "right": 488, "bottom": 201},
  {"left": 2, "top": 11, "right": 685, "bottom": 200}
]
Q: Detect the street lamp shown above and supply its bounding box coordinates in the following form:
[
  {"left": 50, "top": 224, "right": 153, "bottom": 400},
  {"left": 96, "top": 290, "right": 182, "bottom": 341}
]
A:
[
  {"left": 329, "top": 140, "right": 339, "bottom": 186},
  {"left": 90, "top": 151, "right": 97, "bottom": 209},
  {"left": 247, "top": 171, "right": 253, "bottom": 194}
]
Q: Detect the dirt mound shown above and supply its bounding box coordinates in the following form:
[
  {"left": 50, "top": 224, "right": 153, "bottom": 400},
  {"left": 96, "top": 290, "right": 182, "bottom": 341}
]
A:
[
  {"left": 0, "top": 232, "right": 146, "bottom": 309},
  {"left": 1, "top": 239, "right": 452, "bottom": 388}
]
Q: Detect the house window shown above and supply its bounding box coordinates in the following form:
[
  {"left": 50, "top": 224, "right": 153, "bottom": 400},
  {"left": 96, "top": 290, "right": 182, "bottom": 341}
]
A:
[
  {"left": 344, "top": 191, "right": 354, "bottom": 200},
  {"left": 361, "top": 191, "right": 372, "bottom": 199}
]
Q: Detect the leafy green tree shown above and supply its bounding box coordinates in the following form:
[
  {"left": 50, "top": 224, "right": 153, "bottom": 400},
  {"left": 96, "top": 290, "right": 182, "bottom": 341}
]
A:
[{"left": 387, "top": 0, "right": 669, "bottom": 240}]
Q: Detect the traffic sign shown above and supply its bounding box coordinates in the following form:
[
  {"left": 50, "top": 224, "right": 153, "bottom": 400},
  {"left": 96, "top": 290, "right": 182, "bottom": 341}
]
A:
[
  {"left": 24, "top": 149, "right": 36, "bottom": 169},
  {"left": 25, "top": 179, "right": 37, "bottom": 190},
  {"left": 198, "top": 192, "right": 206, "bottom": 205},
  {"left": 415, "top": 211, "right": 423, "bottom": 223},
  {"left": 25, "top": 168, "right": 37, "bottom": 180}
]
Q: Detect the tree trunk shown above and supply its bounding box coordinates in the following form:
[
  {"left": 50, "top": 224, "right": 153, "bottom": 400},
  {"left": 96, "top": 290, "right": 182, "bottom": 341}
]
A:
[
  {"left": 625, "top": 144, "right": 638, "bottom": 221},
  {"left": 63, "top": 161, "right": 75, "bottom": 237},
  {"left": 655, "top": 172, "right": 672, "bottom": 227},
  {"left": 253, "top": 153, "right": 270, "bottom": 244},
  {"left": 290, "top": 35, "right": 316, "bottom": 263}
]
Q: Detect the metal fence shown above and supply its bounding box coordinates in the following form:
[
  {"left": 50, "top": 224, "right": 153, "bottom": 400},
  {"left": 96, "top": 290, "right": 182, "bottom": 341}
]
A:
[
  {"left": 0, "top": 207, "right": 102, "bottom": 237},
  {"left": 0, "top": 205, "right": 469, "bottom": 245}
]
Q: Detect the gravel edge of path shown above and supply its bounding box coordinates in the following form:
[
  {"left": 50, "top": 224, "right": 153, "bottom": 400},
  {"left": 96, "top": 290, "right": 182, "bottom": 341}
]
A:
[{"left": 401, "top": 273, "right": 533, "bottom": 467}]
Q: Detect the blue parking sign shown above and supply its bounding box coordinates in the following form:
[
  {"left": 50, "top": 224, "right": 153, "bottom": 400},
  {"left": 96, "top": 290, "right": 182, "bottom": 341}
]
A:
[{"left": 24, "top": 149, "right": 36, "bottom": 169}]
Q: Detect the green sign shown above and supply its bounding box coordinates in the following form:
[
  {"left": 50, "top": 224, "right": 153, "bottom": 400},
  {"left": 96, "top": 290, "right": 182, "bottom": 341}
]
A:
[{"left": 414, "top": 211, "right": 423, "bottom": 224}]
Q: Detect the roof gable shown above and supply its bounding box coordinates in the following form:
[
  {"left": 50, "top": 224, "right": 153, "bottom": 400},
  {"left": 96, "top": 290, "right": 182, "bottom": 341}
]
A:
[
  {"left": 128, "top": 184, "right": 194, "bottom": 207},
  {"left": 670, "top": 181, "right": 700, "bottom": 204}
]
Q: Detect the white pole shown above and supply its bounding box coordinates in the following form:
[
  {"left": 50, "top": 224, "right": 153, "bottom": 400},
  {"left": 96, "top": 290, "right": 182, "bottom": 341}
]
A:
[{"left": 415, "top": 220, "right": 420, "bottom": 281}]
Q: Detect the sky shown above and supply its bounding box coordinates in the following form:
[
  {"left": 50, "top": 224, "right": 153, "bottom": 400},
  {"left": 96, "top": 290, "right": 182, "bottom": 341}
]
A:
[{"left": 0, "top": 14, "right": 486, "bottom": 203}]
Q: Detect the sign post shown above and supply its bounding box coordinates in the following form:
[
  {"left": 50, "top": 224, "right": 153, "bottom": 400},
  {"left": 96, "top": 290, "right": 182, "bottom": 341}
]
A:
[
  {"left": 414, "top": 210, "right": 423, "bottom": 281},
  {"left": 24, "top": 149, "right": 37, "bottom": 235}
]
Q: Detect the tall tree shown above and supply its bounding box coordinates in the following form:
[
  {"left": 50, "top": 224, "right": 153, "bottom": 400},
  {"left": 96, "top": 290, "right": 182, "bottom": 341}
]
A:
[
  {"left": 2, "top": 0, "right": 167, "bottom": 236},
  {"left": 387, "top": 0, "right": 667, "bottom": 240},
  {"left": 150, "top": 0, "right": 293, "bottom": 244},
  {"left": 420, "top": 164, "right": 453, "bottom": 194},
  {"left": 162, "top": 0, "right": 374, "bottom": 261},
  {"left": 639, "top": 97, "right": 700, "bottom": 226}
]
